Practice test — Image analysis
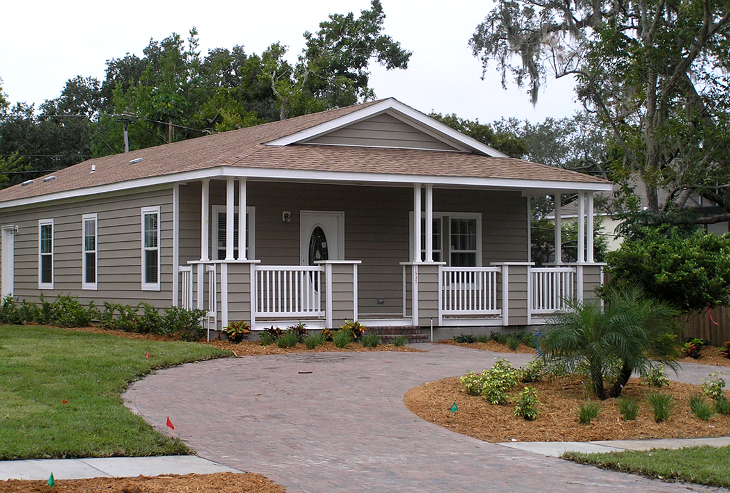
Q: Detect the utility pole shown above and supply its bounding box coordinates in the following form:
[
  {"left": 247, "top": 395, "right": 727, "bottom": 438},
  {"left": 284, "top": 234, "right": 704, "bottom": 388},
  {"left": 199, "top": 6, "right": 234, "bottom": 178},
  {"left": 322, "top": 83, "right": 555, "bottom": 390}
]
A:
[{"left": 113, "top": 114, "right": 136, "bottom": 153}]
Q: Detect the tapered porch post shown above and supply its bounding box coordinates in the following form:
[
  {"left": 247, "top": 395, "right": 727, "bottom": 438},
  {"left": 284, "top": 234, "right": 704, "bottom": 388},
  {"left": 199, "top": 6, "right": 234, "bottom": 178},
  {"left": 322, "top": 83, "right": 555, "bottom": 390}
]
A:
[
  {"left": 554, "top": 194, "right": 562, "bottom": 264},
  {"left": 412, "top": 184, "right": 422, "bottom": 327},
  {"left": 238, "top": 179, "right": 247, "bottom": 260},
  {"left": 425, "top": 184, "right": 433, "bottom": 262},
  {"left": 586, "top": 192, "right": 594, "bottom": 263}
]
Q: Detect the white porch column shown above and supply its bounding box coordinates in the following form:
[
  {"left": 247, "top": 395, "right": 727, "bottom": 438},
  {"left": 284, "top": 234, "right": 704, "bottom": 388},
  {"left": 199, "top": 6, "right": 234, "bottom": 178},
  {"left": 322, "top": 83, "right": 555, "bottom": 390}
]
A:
[
  {"left": 200, "top": 179, "right": 210, "bottom": 261},
  {"left": 425, "top": 184, "right": 433, "bottom": 262},
  {"left": 226, "top": 177, "right": 235, "bottom": 261},
  {"left": 577, "top": 192, "right": 585, "bottom": 264},
  {"left": 172, "top": 184, "right": 180, "bottom": 306},
  {"left": 554, "top": 194, "right": 562, "bottom": 264},
  {"left": 586, "top": 192, "right": 594, "bottom": 263},
  {"left": 238, "top": 179, "right": 247, "bottom": 260},
  {"left": 413, "top": 184, "right": 422, "bottom": 262}
]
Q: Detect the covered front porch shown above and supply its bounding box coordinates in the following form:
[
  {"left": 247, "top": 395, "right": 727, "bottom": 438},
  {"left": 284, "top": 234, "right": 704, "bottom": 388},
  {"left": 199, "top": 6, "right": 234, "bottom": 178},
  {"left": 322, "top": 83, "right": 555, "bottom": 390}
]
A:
[{"left": 171, "top": 176, "right": 606, "bottom": 333}]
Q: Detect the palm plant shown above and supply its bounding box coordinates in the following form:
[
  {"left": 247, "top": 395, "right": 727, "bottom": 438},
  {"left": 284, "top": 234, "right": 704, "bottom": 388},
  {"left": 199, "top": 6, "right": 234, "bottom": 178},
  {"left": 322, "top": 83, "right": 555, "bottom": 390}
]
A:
[{"left": 541, "top": 285, "right": 680, "bottom": 400}]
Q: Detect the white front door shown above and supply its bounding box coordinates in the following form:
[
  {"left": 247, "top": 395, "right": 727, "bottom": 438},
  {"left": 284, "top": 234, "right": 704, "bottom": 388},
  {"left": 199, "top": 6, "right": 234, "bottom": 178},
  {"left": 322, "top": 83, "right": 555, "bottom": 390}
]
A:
[
  {"left": 300, "top": 211, "right": 344, "bottom": 266},
  {"left": 1, "top": 226, "right": 15, "bottom": 298}
]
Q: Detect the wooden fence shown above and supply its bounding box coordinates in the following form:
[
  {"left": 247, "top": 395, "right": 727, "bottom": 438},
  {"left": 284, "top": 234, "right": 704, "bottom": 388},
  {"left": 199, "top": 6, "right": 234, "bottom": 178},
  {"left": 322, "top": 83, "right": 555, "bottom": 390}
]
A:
[{"left": 682, "top": 306, "right": 730, "bottom": 346}]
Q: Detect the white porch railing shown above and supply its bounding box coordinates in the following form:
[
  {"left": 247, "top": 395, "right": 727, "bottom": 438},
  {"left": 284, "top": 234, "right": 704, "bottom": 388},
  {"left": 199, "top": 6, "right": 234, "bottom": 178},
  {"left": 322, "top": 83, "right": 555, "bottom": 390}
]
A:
[
  {"left": 180, "top": 266, "right": 193, "bottom": 310},
  {"left": 441, "top": 267, "right": 501, "bottom": 316},
  {"left": 254, "top": 265, "right": 325, "bottom": 318},
  {"left": 530, "top": 266, "right": 576, "bottom": 314}
]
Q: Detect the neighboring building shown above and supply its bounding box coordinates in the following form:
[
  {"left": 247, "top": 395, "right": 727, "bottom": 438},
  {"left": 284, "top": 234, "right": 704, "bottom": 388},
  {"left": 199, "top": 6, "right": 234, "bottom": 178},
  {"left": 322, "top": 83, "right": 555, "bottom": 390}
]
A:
[{"left": 0, "top": 98, "right": 611, "bottom": 336}]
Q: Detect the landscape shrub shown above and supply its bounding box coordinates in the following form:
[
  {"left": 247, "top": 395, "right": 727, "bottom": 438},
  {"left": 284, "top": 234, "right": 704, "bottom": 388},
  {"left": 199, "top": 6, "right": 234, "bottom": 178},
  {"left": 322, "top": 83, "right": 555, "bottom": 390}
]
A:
[
  {"left": 476, "top": 334, "right": 490, "bottom": 343},
  {"left": 578, "top": 401, "right": 601, "bottom": 424},
  {"left": 276, "top": 329, "right": 299, "bottom": 348},
  {"left": 263, "top": 326, "right": 283, "bottom": 341},
  {"left": 453, "top": 333, "right": 477, "bottom": 344},
  {"left": 460, "top": 371, "right": 487, "bottom": 396},
  {"left": 518, "top": 357, "right": 546, "bottom": 383},
  {"left": 506, "top": 335, "right": 520, "bottom": 350},
  {"left": 513, "top": 387, "right": 539, "bottom": 420},
  {"left": 688, "top": 394, "right": 715, "bottom": 421},
  {"left": 224, "top": 321, "right": 251, "bottom": 343},
  {"left": 333, "top": 328, "right": 353, "bottom": 348},
  {"left": 18, "top": 300, "right": 40, "bottom": 324},
  {"left": 361, "top": 333, "right": 380, "bottom": 348},
  {"left": 340, "top": 321, "right": 366, "bottom": 340},
  {"left": 137, "top": 303, "right": 163, "bottom": 334},
  {"left": 320, "top": 328, "right": 334, "bottom": 341},
  {"left": 286, "top": 322, "right": 308, "bottom": 342},
  {"left": 715, "top": 397, "right": 730, "bottom": 416},
  {"left": 391, "top": 335, "right": 407, "bottom": 346},
  {"left": 681, "top": 338, "right": 704, "bottom": 359},
  {"left": 304, "top": 332, "right": 325, "bottom": 349},
  {"left": 259, "top": 332, "right": 275, "bottom": 346},
  {"left": 701, "top": 371, "right": 727, "bottom": 402},
  {"left": 616, "top": 397, "right": 639, "bottom": 421},
  {"left": 480, "top": 358, "right": 519, "bottom": 405},
  {"left": 642, "top": 365, "right": 669, "bottom": 387},
  {"left": 646, "top": 392, "right": 675, "bottom": 423},
  {"left": 0, "top": 295, "right": 21, "bottom": 325}
]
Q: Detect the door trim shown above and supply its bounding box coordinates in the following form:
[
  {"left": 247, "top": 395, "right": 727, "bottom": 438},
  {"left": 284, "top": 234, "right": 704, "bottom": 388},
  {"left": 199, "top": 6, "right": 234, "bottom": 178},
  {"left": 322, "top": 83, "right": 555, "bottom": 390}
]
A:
[
  {"left": 2, "top": 225, "right": 16, "bottom": 298},
  {"left": 300, "top": 211, "right": 345, "bottom": 266}
]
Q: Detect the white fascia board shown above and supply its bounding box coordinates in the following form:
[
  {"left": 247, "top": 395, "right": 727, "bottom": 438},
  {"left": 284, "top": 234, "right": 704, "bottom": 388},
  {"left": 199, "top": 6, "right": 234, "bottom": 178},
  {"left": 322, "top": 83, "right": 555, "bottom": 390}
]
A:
[
  {"left": 0, "top": 165, "right": 612, "bottom": 210},
  {"left": 265, "top": 98, "right": 509, "bottom": 158}
]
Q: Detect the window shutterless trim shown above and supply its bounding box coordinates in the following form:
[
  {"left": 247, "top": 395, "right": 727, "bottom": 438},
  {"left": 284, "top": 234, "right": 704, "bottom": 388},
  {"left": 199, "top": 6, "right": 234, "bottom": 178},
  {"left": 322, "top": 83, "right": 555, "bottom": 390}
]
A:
[
  {"left": 82, "top": 213, "right": 98, "bottom": 290},
  {"left": 141, "top": 206, "right": 161, "bottom": 291},
  {"left": 38, "top": 219, "right": 54, "bottom": 289}
]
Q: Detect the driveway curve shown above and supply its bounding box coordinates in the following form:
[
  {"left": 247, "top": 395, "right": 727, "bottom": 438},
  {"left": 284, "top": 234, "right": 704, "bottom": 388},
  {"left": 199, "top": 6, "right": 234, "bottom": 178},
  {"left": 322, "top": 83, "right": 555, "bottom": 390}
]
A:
[{"left": 124, "top": 344, "right": 718, "bottom": 492}]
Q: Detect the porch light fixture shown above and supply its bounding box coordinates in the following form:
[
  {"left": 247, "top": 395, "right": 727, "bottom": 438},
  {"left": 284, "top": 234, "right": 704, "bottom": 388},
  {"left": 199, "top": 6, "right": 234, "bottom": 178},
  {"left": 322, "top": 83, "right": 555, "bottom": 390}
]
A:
[{"left": 282, "top": 211, "right": 291, "bottom": 223}]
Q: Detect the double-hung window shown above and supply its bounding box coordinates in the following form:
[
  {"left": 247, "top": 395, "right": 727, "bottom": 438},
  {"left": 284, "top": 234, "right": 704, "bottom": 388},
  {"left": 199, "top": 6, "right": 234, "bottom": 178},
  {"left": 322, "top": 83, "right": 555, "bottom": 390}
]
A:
[
  {"left": 82, "top": 214, "right": 97, "bottom": 289},
  {"left": 38, "top": 219, "right": 54, "bottom": 289},
  {"left": 141, "top": 207, "right": 160, "bottom": 290},
  {"left": 214, "top": 206, "right": 255, "bottom": 260},
  {"left": 411, "top": 212, "right": 481, "bottom": 267}
]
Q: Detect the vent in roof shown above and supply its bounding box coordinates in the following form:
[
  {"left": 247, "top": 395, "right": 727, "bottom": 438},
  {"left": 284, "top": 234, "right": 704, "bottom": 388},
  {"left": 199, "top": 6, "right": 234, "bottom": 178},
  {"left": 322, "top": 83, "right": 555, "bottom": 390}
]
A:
[
  {"left": 21, "top": 179, "right": 34, "bottom": 186},
  {"left": 91, "top": 164, "right": 96, "bottom": 174},
  {"left": 129, "top": 158, "right": 143, "bottom": 164},
  {"left": 42, "top": 176, "right": 57, "bottom": 183}
]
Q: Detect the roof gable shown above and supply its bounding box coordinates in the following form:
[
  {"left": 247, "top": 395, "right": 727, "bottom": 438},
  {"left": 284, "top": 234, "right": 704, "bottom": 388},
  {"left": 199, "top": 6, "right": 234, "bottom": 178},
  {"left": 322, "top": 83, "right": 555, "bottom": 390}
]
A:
[{"left": 265, "top": 98, "right": 508, "bottom": 157}]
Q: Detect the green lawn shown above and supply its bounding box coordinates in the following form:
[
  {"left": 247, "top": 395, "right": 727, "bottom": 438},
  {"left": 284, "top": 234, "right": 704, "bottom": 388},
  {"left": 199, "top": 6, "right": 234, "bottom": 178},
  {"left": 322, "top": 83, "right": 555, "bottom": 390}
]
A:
[
  {"left": 564, "top": 446, "right": 730, "bottom": 488},
  {"left": 0, "top": 325, "right": 231, "bottom": 460}
]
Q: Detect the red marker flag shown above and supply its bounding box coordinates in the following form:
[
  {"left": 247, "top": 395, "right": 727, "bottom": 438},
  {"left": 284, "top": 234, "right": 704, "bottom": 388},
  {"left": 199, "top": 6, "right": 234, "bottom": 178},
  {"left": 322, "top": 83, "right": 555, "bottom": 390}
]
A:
[
  {"left": 166, "top": 417, "right": 175, "bottom": 430},
  {"left": 61, "top": 400, "right": 68, "bottom": 404},
  {"left": 145, "top": 352, "right": 151, "bottom": 359}
]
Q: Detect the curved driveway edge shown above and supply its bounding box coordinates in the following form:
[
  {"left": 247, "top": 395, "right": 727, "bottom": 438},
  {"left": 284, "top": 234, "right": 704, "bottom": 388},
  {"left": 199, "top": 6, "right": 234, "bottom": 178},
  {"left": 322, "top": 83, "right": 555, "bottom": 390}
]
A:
[{"left": 124, "top": 344, "right": 718, "bottom": 492}]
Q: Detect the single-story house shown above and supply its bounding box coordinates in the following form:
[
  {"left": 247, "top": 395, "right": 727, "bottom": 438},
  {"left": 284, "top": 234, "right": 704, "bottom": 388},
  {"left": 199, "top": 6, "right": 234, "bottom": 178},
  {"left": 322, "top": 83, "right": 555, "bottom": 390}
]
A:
[{"left": 0, "top": 98, "right": 612, "bottom": 336}]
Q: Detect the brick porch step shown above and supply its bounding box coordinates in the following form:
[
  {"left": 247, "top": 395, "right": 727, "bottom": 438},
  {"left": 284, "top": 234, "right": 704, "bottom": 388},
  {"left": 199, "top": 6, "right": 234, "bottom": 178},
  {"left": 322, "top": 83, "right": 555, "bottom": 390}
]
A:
[{"left": 364, "top": 326, "right": 431, "bottom": 343}]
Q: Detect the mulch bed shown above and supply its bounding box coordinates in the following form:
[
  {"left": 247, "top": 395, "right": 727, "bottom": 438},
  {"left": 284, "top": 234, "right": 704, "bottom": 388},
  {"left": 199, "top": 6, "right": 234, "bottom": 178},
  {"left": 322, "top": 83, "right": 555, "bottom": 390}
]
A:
[
  {"left": 405, "top": 375, "right": 730, "bottom": 443},
  {"left": 0, "top": 473, "right": 284, "bottom": 493}
]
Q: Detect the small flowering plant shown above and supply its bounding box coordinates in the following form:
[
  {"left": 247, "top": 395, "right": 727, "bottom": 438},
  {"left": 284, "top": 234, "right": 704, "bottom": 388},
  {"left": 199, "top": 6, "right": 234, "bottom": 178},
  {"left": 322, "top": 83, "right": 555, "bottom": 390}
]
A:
[{"left": 224, "top": 321, "right": 251, "bottom": 343}]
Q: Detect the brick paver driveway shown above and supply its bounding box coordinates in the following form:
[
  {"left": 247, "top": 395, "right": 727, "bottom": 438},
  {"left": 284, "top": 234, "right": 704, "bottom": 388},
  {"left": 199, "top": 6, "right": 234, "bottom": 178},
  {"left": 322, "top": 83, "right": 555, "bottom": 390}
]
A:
[{"left": 124, "top": 344, "right": 715, "bottom": 492}]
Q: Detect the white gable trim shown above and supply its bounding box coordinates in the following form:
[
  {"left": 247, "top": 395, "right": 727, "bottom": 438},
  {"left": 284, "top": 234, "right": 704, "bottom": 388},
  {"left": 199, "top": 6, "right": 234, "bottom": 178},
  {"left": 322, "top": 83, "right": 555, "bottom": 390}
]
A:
[
  {"left": 0, "top": 166, "right": 612, "bottom": 210},
  {"left": 265, "top": 98, "right": 509, "bottom": 158}
]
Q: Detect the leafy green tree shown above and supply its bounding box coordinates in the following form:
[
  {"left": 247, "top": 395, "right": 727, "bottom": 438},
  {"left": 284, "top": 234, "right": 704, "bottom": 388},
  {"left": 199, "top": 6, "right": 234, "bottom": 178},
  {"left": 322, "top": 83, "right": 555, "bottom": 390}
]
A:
[
  {"left": 606, "top": 227, "right": 730, "bottom": 312},
  {"left": 261, "top": 0, "right": 411, "bottom": 119},
  {"left": 542, "top": 285, "right": 680, "bottom": 399},
  {"left": 531, "top": 217, "right": 608, "bottom": 265},
  {"left": 429, "top": 112, "right": 527, "bottom": 157},
  {"left": 470, "top": 0, "right": 730, "bottom": 223}
]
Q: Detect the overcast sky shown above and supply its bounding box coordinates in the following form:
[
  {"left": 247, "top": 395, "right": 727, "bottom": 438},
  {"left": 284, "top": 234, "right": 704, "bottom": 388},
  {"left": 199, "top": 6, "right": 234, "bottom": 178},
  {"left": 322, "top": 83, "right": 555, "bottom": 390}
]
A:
[{"left": 0, "top": 0, "right": 580, "bottom": 124}]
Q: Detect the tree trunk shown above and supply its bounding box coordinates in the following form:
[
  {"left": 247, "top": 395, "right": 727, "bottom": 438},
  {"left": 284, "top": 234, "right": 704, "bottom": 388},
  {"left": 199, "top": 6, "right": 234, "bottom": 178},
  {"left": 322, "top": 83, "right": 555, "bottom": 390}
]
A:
[
  {"left": 609, "top": 363, "right": 633, "bottom": 398},
  {"left": 590, "top": 364, "right": 608, "bottom": 400}
]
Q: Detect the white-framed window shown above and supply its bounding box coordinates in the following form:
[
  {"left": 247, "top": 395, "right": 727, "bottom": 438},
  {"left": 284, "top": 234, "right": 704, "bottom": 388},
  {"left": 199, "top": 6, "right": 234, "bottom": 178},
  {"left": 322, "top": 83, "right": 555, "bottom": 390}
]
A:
[
  {"left": 82, "top": 214, "right": 98, "bottom": 290},
  {"left": 409, "top": 212, "right": 481, "bottom": 267},
  {"left": 213, "top": 205, "right": 255, "bottom": 260},
  {"left": 141, "top": 206, "right": 160, "bottom": 291},
  {"left": 38, "top": 219, "right": 54, "bottom": 289},
  {"left": 450, "top": 214, "right": 481, "bottom": 267}
]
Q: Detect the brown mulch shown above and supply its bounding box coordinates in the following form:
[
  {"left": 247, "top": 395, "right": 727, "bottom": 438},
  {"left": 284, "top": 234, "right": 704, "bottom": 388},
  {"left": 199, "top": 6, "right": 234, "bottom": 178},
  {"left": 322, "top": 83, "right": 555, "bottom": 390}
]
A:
[
  {"left": 679, "top": 345, "right": 730, "bottom": 368},
  {"left": 0, "top": 473, "right": 284, "bottom": 493},
  {"left": 58, "top": 326, "right": 422, "bottom": 356},
  {"left": 438, "top": 339, "right": 538, "bottom": 354},
  {"left": 405, "top": 375, "right": 730, "bottom": 443}
]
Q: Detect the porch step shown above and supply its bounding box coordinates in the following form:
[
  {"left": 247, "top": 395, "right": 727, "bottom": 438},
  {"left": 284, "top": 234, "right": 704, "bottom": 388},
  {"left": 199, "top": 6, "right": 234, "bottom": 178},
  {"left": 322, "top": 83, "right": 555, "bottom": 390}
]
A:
[{"left": 364, "top": 326, "right": 431, "bottom": 344}]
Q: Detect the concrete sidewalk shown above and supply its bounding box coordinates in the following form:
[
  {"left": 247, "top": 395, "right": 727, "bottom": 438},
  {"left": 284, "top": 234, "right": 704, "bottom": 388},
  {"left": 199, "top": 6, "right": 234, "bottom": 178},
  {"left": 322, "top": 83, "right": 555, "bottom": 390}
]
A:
[
  {"left": 2, "top": 437, "right": 729, "bottom": 481},
  {"left": 497, "top": 436, "right": 730, "bottom": 457},
  {"left": 0, "top": 455, "right": 241, "bottom": 481}
]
